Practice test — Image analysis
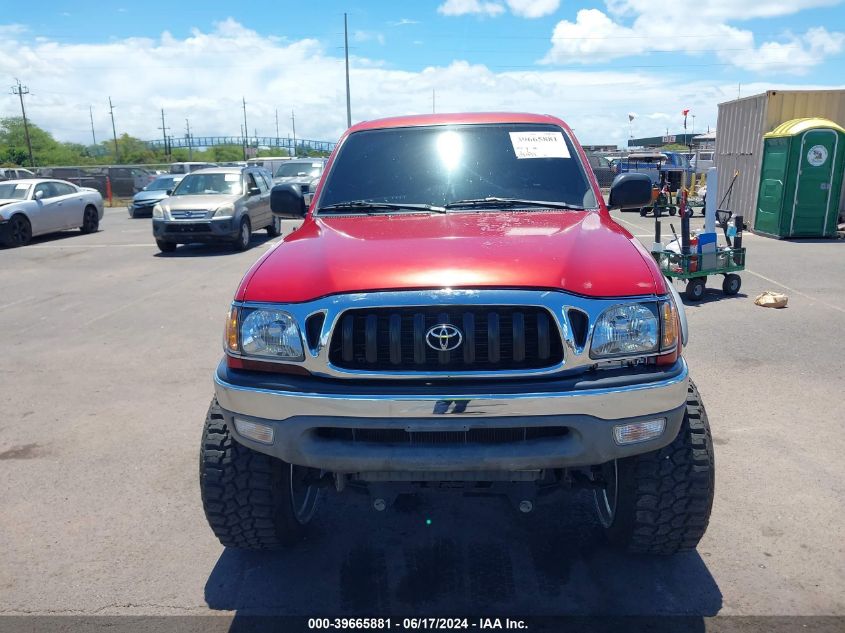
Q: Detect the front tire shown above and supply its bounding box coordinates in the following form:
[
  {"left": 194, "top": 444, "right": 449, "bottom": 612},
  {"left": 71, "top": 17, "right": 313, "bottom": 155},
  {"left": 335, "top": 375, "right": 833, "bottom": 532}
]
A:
[
  {"left": 200, "top": 399, "right": 320, "bottom": 549},
  {"left": 233, "top": 217, "right": 251, "bottom": 251},
  {"left": 80, "top": 206, "right": 99, "bottom": 234},
  {"left": 266, "top": 216, "right": 281, "bottom": 237},
  {"left": 5, "top": 214, "right": 32, "bottom": 247},
  {"left": 594, "top": 379, "right": 714, "bottom": 554},
  {"left": 156, "top": 239, "right": 177, "bottom": 253}
]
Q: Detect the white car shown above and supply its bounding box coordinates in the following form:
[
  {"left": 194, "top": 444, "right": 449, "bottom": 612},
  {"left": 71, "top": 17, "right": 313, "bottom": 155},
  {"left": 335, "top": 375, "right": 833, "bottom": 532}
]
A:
[{"left": 0, "top": 179, "right": 104, "bottom": 247}]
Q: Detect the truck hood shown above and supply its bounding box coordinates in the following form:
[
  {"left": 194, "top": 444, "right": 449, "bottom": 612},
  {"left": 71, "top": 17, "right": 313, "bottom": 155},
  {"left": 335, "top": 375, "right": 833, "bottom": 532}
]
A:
[{"left": 241, "top": 211, "right": 663, "bottom": 302}]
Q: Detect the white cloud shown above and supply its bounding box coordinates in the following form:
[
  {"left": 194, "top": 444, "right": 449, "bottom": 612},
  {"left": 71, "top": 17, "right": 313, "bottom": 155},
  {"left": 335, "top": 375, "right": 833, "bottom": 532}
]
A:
[
  {"left": 505, "top": 0, "right": 560, "bottom": 18},
  {"left": 438, "top": 0, "right": 560, "bottom": 18},
  {"left": 437, "top": 0, "right": 506, "bottom": 17},
  {"left": 353, "top": 30, "right": 386, "bottom": 45},
  {"left": 389, "top": 18, "right": 420, "bottom": 26},
  {"left": 0, "top": 20, "right": 842, "bottom": 149},
  {"left": 541, "top": 2, "right": 844, "bottom": 73}
]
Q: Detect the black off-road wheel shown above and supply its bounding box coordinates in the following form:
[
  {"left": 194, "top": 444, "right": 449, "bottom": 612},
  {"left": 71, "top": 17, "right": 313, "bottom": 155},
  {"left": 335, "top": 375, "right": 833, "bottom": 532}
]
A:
[
  {"left": 156, "top": 239, "right": 177, "bottom": 253},
  {"left": 685, "top": 277, "right": 706, "bottom": 301},
  {"left": 722, "top": 273, "right": 741, "bottom": 295},
  {"left": 5, "top": 214, "right": 32, "bottom": 247},
  {"left": 80, "top": 206, "right": 99, "bottom": 233},
  {"left": 594, "top": 379, "right": 714, "bottom": 554},
  {"left": 200, "top": 398, "right": 321, "bottom": 549}
]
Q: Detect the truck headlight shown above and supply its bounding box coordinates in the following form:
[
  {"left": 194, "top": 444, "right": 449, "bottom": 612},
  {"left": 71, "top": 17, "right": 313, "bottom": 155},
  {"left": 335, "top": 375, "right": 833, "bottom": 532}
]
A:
[
  {"left": 590, "top": 303, "right": 659, "bottom": 358},
  {"left": 236, "top": 307, "right": 304, "bottom": 360},
  {"left": 152, "top": 203, "right": 164, "bottom": 218},
  {"left": 213, "top": 203, "right": 234, "bottom": 218}
]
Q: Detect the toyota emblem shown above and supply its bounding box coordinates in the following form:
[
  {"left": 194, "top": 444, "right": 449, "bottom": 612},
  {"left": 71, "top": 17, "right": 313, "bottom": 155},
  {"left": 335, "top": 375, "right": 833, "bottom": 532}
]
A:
[{"left": 425, "top": 324, "right": 463, "bottom": 352}]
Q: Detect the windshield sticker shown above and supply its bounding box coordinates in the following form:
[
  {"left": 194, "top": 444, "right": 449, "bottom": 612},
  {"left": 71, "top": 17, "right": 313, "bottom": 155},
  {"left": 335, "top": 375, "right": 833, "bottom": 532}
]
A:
[
  {"left": 224, "top": 174, "right": 240, "bottom": 181},
  {"left": 15, "top": 183, "right": 29, "bottom": 190},
  {"left": 509, "top": 131, "right": 570, "bottom": 159}
]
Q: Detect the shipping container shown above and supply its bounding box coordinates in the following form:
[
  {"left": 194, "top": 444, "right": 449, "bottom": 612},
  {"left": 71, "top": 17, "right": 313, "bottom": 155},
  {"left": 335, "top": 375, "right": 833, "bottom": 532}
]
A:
[{"left": 715, "top": 89, "right": 845, "bottom": 229}]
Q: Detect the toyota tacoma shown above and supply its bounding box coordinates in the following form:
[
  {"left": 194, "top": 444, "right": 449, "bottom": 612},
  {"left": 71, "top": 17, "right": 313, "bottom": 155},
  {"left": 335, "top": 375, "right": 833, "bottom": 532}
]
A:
[{"left": 200, "top": 113, "right": 714, "bottom": 554}]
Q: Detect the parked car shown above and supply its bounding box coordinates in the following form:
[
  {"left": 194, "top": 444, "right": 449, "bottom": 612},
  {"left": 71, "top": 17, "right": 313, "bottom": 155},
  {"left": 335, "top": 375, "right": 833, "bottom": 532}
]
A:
[
  {"left": 0, "top": 167, "right": 36, "bottom": 181},
  {"left": 0, "top": 179, "right": 104, "bottom": 247},
  {"left": 615, "top": 151, "right": 693, "bottom": 193},
  {"left": 152, "top": 166, "right": 278, "bottom": 252},
  {"left": 128, "top": 174, "right": 184, "bottom": 218},
  {"left": 690, "top": 150, "right": 715, "bottom": 174},
  {"left": 35, "top": 166, "right": 153, "bottom": 198},
  {"left": 169, "top": 162, "right": 217, "bottom": 175},
  {"left": 247, "top": 156, "right": 292, "bottom": 175},
  {"left": 200, "top": 112, "right": 714, "bottom": 555},
  {"left": 584, "top": 153, "right": 615, "bottom": 188},
  {"left": 272, "top": 158, "right": 327, "bottom": 194}
]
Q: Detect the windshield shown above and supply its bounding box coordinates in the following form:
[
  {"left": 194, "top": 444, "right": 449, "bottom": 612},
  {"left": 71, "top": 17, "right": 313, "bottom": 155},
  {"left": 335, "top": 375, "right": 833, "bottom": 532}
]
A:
[
  {"left": 0, "top": 182, "right": 31, "bottom": 200},
  {"left": 317, "top": 123, "right": 596, "bottom": 212},
  {"left": 146, "top": 176, "right": 179, "bottom": 191},
  {"left": 172, "top": 173, "right": 242, "bottom": 196},
  {"left": 275, "top": 162, "right": 323, "bottom": 178}
]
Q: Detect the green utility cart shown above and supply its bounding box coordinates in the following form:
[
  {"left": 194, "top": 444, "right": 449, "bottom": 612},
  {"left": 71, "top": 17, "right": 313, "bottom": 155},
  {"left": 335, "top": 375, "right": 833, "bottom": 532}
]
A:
[
  {"left": 755, "top": 118, "right": 845, "bottom": 238},
  {"left": 653, "top": 247, "right": 746, "bottom": 301}
]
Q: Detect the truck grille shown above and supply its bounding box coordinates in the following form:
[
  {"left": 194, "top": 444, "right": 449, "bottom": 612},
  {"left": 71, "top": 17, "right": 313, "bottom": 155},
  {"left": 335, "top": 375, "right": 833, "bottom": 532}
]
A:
[
  {"left": 316, "top": 426, "right": 569, "bottom": 445},
  {"left": 328, "top": 306, "right": 563, "bottom": 372}
]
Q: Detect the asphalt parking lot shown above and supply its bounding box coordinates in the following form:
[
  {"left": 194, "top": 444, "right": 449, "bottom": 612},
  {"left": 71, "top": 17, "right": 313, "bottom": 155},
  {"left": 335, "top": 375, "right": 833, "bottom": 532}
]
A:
[{"left": 1, "top": 206, "right": 844, "bottom": 622}]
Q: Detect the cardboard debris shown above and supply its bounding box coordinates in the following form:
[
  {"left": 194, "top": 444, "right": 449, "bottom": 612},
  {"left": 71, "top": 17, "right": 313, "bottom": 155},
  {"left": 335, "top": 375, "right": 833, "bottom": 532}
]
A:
[{"left": 754, "top": 291, "right": 788, "bottom": 309}]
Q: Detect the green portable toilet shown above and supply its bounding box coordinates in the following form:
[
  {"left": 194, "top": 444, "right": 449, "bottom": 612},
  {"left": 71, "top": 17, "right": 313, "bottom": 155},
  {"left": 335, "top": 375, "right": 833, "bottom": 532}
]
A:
[{"left": 755, "top": 118, "right": 845, "bottom": 238}]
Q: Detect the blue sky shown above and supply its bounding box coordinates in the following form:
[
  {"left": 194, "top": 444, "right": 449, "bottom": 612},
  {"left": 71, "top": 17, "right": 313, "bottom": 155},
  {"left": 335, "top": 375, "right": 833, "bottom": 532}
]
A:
[{"left": 2, "top": 0, "right": 844, "bottom": 146}]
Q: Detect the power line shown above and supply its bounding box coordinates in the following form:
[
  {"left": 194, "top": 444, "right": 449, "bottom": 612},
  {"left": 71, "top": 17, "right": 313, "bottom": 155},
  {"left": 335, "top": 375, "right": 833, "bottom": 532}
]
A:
[
  {"left": 88, "top": 105, "right": 96, "bottom": 146},
  {"left": 158, "top": 108, "right": 171, "bottom": 159},
  {"left": 108, "top": 96, "right": 120, "bottom": 163},
  {"left": 11, "top": 79, "right": 35, "bottom": 167},
  {"left": 241, "top": 96, "right": 249, "bottom": 160},
  {"left": 344, "top": 13, "right": 352, "bottom": 128}
]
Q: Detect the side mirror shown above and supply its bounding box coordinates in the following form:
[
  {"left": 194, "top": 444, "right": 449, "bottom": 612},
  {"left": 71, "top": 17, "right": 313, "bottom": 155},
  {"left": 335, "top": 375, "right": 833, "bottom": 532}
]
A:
[
  {"left": 165, "top": 189, "right": 172, "bottom": 196},
  {"left": 248, "top": 187, "right": 261, "bottom": 197},
  {"left": 270, "top": 184, "right": 306, "bottom": 218},
  {"left": 34, "top": 190, "right": 44, "bottom": 201},
  {"left": 608, "top": 173, "right": 653, "bottom": 209}
]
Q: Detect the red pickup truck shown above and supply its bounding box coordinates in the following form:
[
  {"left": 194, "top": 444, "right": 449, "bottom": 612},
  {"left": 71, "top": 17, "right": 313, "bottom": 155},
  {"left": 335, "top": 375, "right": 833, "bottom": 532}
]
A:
[{"left": 200, "top": 113, "right": 714, "bottom": 555}]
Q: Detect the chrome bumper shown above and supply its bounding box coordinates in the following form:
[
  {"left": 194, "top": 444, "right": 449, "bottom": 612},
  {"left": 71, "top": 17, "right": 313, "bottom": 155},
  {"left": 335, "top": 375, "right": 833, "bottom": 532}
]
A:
[
  {"left": 212, "top": 360, "right": 690, "bottom": 472},
  {"left": 215, "top": 360, "right": 688, "bottom": 422}
]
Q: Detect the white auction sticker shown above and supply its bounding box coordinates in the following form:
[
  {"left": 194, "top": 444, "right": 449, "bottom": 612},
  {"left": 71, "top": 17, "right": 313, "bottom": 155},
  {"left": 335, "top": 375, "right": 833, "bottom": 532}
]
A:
[
  {"left": 224, "top": 174, "right": 240, "bottom": 181},
  {"left": 509, "top": 131, "right": 570, "bottom": 159}
]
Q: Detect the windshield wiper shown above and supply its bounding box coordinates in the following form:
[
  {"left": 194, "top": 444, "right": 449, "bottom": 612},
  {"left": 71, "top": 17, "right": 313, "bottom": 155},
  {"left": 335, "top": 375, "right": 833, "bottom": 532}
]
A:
[
  {"left": 318, "top": 201, "right": 447, "bottom": 214},
  {"left": 444, "top": 197, "right": 585, "bottom": 211}
]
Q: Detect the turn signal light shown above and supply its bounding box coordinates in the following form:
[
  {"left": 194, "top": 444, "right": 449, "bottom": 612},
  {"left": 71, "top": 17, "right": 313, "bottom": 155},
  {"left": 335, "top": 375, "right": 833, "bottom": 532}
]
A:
[
  {"left": 613, "top": 419, "right": 666, "bottom": 445},
  {"left": 233, "top": 418, "right": 274, "bottom": 444},
  {"left": 225, "top": 306, "right": 240, "bottom": 353},
  {"left": 660, "top": 300, "right": 678, "bottom": 351}
]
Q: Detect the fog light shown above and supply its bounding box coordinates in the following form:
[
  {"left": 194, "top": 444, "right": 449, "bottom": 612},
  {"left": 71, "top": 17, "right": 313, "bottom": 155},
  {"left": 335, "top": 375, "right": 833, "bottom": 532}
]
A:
[
  {"left": 613, "top": 418, "right": 665, "bottom": 445},
  {"left": 234, "top": 418, "right": 274, "bottom": 444}
]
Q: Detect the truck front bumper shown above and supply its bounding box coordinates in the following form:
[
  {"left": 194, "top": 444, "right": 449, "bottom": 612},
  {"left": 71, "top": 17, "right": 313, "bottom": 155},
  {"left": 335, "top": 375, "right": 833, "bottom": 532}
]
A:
[{"left": 213, "top": 359, "right": 689, "bottom": 473}]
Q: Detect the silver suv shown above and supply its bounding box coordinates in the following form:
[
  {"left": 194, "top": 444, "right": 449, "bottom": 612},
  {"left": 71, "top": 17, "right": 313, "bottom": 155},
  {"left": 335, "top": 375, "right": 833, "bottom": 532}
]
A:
[{"left": 151, "top": 167, "right": 279, "bottom": 253}]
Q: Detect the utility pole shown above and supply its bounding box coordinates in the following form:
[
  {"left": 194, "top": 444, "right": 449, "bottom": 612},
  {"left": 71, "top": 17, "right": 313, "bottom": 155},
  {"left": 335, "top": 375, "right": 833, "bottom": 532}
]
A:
[
  {"left": 344, "top": 13, "right": 352, "bottom": 128},
  {"left": 242, "top": 97, "right": 249, "bottom": 160},
  {"left": 108, "top": 96, "right": 120, "bottom": 163},
  {"left": 89, "top": 105, "right": 97, "bottom": 146},
  {"left": 11, "top": 79, "right": 35, "bottom": 167},
  {"left": 158, "top": 108, "right": 171, "bottom": 160},
  {"left": 275, "top": 108, "right": 280, "bottom": 144},
  {"left": 291, "top": 110, "right": 297, "bottom": 157},
  {"left": 185, "top": 118, "right": 193, "bottom": 160}
]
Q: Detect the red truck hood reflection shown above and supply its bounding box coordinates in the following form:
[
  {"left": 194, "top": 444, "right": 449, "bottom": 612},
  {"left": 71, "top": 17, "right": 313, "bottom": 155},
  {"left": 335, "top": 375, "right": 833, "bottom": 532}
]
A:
[{"left": 238, "top": 211, "right": 664, "bottom": 302}]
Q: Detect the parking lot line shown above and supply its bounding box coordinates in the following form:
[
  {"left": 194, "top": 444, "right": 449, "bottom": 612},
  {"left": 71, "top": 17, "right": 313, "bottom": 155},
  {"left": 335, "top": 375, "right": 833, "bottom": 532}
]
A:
[
  {"left": 0, "top": 296, "right": 35, "bottom": 311},
  {"left": 745, "top": 268, "right": 845, "bottom": 315},
  {"left": 26, "top": 243, "right": 155, "bottom": 248}
]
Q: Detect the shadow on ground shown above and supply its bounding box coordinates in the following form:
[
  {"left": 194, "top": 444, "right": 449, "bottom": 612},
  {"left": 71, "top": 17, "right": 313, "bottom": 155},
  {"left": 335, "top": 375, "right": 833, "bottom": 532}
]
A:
[
  {"left": 153, "top": 234, "right": 276, "bottom": 257},
  {"left": 205, "top": 489, "right": 721, "bottom": 621}
]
